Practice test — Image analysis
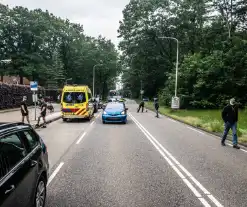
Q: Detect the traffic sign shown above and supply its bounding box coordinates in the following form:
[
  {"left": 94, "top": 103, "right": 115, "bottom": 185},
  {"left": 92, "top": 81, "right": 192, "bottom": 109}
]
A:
[
  {"left": 30, "top": 81, "right": 38, "bottom": 91},
  {"left": 171, "top": 96, "right": 180, "bottom": 109}
]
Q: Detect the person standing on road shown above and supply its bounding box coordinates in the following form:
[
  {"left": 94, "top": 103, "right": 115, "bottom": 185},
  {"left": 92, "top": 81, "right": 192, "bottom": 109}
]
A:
[
  {"left": 36, "top": 98, "right": 47, "bottom": 128},
  {"left": 154, "top": 98, "right": 159, "bottom": 118},
  {"left": 57, "top": 94, "right": 61, "bottom": 103},
  {"left": 21, "top": 96, "right": 30, "bottom": 124},
  {"left": 221, "top": 98, "right": 240, "bottom": 149},
  {"left": 137, "top": 99, "right": 145, "bottom": 113}
]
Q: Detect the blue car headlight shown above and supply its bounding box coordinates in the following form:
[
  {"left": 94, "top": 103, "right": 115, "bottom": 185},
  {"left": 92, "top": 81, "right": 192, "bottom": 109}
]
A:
[
  {"left": 121, "top": 111, "right": 125, "bottom": 115},
  {"left": 103, "top": 111, "right": 107, "bottom": 115}
]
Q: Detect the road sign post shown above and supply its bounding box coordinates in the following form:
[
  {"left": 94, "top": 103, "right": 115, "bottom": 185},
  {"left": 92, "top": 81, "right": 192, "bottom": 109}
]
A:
[
  {"left": 30, "top": 81, "right": 38, "bottom": 120},
  {"left": 171, "top": 96, "right": 180, "bottom": 109}
]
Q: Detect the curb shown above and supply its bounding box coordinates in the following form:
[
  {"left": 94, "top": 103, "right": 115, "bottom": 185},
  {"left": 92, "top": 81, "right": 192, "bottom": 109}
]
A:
[
  {"left": 145, "top": 106, "right": 247, "bottom": 148},
  {"left": 32, "top": 115, "right": 62, "bottom": 128}
]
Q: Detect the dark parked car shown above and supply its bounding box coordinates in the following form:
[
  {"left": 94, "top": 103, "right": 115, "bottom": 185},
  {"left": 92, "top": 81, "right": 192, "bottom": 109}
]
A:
[
  {"left": 143, "top": 97, "right": 149, "bottom": 102},
  {"left": 0, "top": 122, "right": 49, "bottom": 207}
]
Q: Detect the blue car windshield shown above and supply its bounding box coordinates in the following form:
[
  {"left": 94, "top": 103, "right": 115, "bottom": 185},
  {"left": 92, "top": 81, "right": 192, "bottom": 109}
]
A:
[{"left": 106, "top": 104, "right": 124, "bottom": 111}]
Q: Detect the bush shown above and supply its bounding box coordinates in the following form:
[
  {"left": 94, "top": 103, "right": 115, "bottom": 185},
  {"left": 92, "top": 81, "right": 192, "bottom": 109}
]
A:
[{"left": 0, "top": 83, "right": 32, "bottom": 109}]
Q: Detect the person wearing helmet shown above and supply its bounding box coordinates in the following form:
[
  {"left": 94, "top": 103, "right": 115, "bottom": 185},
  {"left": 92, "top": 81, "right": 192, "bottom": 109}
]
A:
[
  {"left": 154, "top": 98, "right": 159, "bottom": 118},
  {"left": 20, "top": 96, "right": 30, "bottom": 124}
]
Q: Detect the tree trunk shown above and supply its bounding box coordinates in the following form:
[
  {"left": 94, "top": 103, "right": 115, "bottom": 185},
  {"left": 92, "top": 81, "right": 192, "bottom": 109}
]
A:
[
  {"left": 19, "top": 75, "right": 23, "bottom": 85},
  {"left": 102, "top": 80, "right": 107, "bottom": 100}
]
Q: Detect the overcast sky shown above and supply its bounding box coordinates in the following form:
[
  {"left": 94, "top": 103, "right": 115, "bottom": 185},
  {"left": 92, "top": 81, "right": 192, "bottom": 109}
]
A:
[{"left": 1, "top": 0, "right": 130, "bottom": 46}]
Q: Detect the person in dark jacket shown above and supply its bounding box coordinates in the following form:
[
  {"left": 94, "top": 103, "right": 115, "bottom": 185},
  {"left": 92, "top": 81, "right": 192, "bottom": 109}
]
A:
[
  {"left": 137, "top": 100, "right": 145, "bottom": 113},
  {"left": 20, "top": 96, "right": 30, "bottom": 124},
  {"left": 154, "top": 98, "right": 159, "bottom": 118},
  {"left": 221, "top": 98, "right": 240, "bottom": 149},
  {"left": 36, "top": 98, "right": 47, "bottom": 128}
]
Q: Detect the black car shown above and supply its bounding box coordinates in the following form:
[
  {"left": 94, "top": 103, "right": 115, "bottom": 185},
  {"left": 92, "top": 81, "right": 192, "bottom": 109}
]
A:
[
  {"left": 0, "top": 122, "right": 49, "bottom": 207},
  {"left": 143, "top": 97, "right": 149, "bottom": 102}
]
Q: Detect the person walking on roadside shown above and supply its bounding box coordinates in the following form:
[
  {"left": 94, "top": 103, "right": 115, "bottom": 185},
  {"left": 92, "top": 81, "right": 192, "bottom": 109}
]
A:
[
  {"left": 36, "top": 98, "right": 47, "bottom": 128},
  {"left": 21, "top": 96, "right": 30, "bottom": 124},
  {"left": 154, "top": 98, "right": 159, "bottom": 118},
  {"left": 137, "top": 99, "right": 145, "bottom": 113},
  {"left": 221, "top": 98, "right": 240, "bottom": 149}
]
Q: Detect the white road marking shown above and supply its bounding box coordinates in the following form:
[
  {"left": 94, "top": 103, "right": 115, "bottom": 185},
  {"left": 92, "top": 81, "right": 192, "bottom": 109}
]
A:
[
  {"left": 187, "top": 126, "right": 205, "bottom": 135},
  {"left": 76, "top": 132, "right": 87, "bottom": 144},
  {"left": 168, "top": 118, "right": 177, "bottom": 123},
  {"left": 90, "top": 121, "right": 95, "bottom": 126},
  {"left": 129, "top": 113, "right": 224, "bottom": 207},
  {"left": 240, "top": 148, "right": 247, "bottom": 153},
  {"left": 227, "top": 143, "right": 247, "bottom": 153},
  {"left": 199, "top": 198, "right": 212, "bottom": 207},
  {"left": 47, "top": 162, "right": 64, "bottom": 186}
]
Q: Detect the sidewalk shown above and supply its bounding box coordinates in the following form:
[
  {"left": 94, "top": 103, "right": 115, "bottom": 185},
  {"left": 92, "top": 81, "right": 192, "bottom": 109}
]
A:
[
  {"left": 0, "top": 104, "right": 61, "bottom": 126},
  {"left": 0, "top": 106, "right": 35, "bottom": 114}
]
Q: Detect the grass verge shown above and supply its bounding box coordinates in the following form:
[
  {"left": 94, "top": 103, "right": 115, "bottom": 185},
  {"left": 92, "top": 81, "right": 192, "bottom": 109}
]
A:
[{"left": 144, "top": 102, "right": 247, "bottom": 144}]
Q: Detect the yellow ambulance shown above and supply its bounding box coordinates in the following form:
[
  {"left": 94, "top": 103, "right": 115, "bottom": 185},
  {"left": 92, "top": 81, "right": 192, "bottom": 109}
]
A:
[{"left": 61, "top": 85, "right": 94, "bottom": 121}]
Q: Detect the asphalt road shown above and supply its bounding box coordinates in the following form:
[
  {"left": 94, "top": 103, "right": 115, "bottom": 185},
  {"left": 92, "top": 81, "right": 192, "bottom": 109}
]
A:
[{"left": 38, "top": 101, "right": 247, "bottom": 207}]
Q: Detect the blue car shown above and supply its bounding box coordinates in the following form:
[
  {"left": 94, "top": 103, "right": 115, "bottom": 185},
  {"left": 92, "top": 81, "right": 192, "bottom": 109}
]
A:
[{"left": 102, "top": 102, "right": 128, "bottom": 124}]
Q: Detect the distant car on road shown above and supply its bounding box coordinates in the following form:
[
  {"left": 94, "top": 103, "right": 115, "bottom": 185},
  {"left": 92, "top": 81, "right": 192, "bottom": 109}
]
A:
[
  {"left": 108, "top": 98, "right": 117, "bottom": 103},
  {"left": 0, "top": 122, "right": 49, "bottom": 207},
  {"left": 98, "top": 99, "right": 103, "bottom": 109},
  {"left": 102, "top": 102, "right": 128, "bottom": 124},
  {"left": 143, "top": 97, "right": 149, "bottom": 102}
]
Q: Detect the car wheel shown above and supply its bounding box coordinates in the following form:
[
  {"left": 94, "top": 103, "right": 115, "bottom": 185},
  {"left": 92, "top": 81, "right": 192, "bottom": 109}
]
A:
[
  {"left": 63, "top": 118, "right": 67, "bottom": 122},
  {"left": 102, "top": 120, "right": 106, "bottom": 124},
  {"left": 123, "top": 120, "right": 127, "bottom": 124},
  {"left": 34, "top": 176, "right": 46, "bottom": 207}
]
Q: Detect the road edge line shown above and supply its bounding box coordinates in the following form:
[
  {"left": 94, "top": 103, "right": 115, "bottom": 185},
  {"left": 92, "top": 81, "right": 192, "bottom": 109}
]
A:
[
  {"left": 129, "top": 113, "right": 212, "bottom": 207},
  {"left": 130, "top": 113, "right": 224, "bottom": 207},
  {"left": 47, "top": 162, "right": 64, "bottom": 186}
]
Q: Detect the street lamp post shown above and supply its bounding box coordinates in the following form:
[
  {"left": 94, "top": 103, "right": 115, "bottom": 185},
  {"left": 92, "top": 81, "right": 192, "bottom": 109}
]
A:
[
  {"left": 65, "top": 78, "right": 72, "bottom": 85},
  {"left": 159, "top": 37, "right": 179, "bottom": 97},
  {"left": 140, "top": 80, "right": 143, "bottom": 100},
  {"left": 129, "top": 54, "right": 144, "bottom": 99},
  {"left": 93, "top": 63, "right": 102, "bottom": 97},
  {"left": 159, "top": 36, "right": 180, "bottom": 109}
]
